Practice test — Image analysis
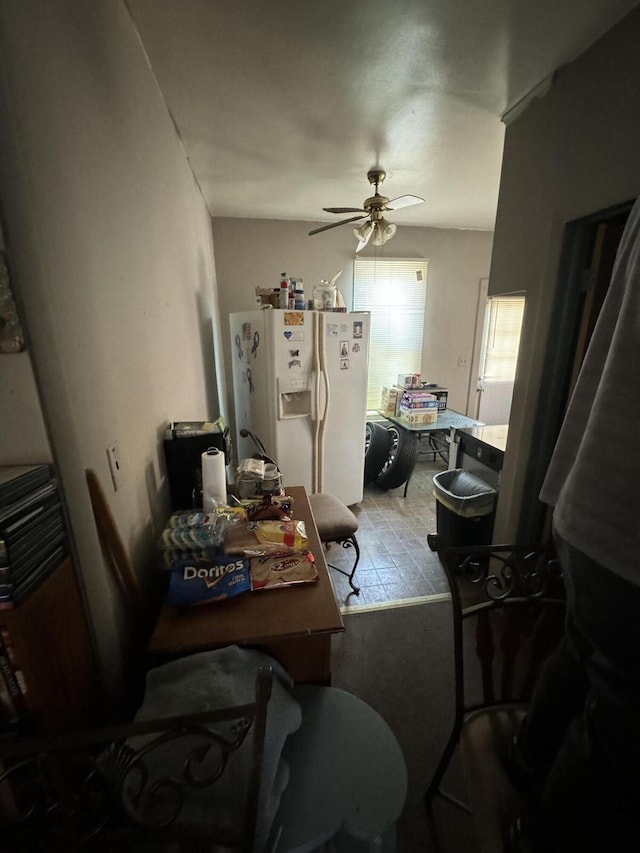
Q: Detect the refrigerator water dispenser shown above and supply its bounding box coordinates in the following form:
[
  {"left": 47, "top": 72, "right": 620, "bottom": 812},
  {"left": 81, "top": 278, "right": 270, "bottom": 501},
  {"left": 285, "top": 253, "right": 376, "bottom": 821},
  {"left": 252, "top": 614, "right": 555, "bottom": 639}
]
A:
[{"left": 278, "top": 376, "right": 312, "bottom": 419}]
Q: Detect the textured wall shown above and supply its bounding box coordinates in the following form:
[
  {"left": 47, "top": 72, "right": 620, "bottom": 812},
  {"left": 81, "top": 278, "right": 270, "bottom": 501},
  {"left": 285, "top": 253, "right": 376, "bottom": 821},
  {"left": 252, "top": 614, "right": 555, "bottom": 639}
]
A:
[
  {"left": 488, "top": 4, "right": 640, "bottom": 540},
  {"left": 0, "top": 0, "right": 221, "bottom": 703}
]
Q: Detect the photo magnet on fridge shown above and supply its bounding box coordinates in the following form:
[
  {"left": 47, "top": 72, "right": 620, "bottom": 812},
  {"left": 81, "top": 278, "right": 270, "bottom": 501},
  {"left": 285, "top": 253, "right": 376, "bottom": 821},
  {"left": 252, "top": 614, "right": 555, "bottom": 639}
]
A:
[
  {"left": 353, "top": 321, "right": 363, "bottom": 339},
  {"left": 340, "top": 341, "right": 349, "bottom": 357},
  {"left": 340, "top": 359, "right": 349, "bottom": 370},
  {"left": 284, "top": 311, "right": 304, "bottom": 326}
]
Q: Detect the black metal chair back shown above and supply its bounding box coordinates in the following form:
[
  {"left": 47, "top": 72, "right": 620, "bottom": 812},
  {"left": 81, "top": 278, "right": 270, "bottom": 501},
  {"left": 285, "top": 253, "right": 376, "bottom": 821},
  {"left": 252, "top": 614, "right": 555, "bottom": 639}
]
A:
[
  {"left": 424, "top": 536, "right": 566, "bottom": 811},
  {"left": 0, "top": 667, "right": 273, "bottom": 852}
]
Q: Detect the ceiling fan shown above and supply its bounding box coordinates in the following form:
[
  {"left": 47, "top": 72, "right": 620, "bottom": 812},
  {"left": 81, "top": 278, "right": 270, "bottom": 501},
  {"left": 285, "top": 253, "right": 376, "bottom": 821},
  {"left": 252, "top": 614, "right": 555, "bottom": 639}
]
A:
[{"left": 308, "top": 168, "right": 425, "bottom": 252}]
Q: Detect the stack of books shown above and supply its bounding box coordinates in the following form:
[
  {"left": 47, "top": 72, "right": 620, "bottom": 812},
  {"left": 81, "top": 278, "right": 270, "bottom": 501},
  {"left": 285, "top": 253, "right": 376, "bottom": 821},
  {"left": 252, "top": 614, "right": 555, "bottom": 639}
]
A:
[
  {"left": 0, "top": 624, "right": 30, "bottom": 735},
  {"left": 0, "top": 464, "right": 67, "bottom": 735},
  {"left": 0, "top": 465, "right": 67, "bottom": 610}
]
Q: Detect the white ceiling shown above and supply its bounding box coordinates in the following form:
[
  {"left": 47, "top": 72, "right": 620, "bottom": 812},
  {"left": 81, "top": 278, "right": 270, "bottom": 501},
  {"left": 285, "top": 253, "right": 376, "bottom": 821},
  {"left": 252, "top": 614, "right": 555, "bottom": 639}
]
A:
[{"left": 128, "top": 0, "right": 639, "bottom": 232}]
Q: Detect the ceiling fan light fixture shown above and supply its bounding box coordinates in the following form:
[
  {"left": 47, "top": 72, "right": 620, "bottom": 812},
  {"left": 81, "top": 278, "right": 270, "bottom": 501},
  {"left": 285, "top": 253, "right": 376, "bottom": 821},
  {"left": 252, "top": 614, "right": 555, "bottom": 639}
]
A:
[
  {"left": 354, "top": 221, "right": 373, "bottom": 241},
  {"left": 372, "top": 218, "right": 397, "bottom": 246},
  {"left": 354, "top": 220, "right": 374, "bottom": 252}
]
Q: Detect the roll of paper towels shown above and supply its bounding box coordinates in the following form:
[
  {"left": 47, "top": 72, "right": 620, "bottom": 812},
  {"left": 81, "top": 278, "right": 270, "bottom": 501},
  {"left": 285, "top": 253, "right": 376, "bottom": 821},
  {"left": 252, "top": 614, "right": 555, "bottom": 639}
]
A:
[{"left": 201, "top": 447, "right": 227, "bottom": 510}]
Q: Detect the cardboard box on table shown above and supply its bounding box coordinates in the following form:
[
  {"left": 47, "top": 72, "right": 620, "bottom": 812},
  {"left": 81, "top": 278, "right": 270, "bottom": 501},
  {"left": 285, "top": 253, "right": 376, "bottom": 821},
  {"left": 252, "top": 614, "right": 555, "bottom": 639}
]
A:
[
  {"left": 397, "top": 392, "right": 439, "bottom": 425},
  {"left": 380, "top": 386, "right": 402, "bottom": 416}
]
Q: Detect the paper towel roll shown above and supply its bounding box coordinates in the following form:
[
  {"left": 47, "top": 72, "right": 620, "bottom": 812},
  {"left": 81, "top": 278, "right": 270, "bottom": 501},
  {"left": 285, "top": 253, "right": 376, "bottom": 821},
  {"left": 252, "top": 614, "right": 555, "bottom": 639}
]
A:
[{"left": 201, "top": 447, "right": 227, "bottom": 510}]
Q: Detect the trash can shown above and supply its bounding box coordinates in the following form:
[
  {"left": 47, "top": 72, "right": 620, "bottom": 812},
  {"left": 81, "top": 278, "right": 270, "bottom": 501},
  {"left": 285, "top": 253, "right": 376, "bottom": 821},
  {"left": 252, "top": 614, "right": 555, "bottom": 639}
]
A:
[{"left": 432, "top": 468, "right": 497, "bottom": 547}]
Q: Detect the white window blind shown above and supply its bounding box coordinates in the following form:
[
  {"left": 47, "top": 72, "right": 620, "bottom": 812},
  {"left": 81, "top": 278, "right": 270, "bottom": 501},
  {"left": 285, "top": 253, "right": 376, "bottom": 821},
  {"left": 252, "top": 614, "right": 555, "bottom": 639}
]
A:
[
  {"left": 353, "top": 257, "right": 427, "bottom": 410},
  {"left": 482, "top": 296, "right": 525, "bottom": 381}
]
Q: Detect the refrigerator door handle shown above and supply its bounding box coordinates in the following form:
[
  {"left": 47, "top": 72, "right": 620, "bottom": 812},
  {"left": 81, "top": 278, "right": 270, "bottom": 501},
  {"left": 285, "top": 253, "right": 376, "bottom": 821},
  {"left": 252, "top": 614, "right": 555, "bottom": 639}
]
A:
[
  {"left": 317, "top": 312, "right": 330, "bottom": 494},
  {"left": 312, "top": 313, "right": 322, "bottom": 493}
]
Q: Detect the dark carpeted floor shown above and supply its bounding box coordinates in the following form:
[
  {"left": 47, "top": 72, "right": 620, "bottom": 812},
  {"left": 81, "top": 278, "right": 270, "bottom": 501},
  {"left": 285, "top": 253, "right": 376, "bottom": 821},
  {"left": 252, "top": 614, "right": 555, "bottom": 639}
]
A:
[{"left": 331, "top": 598, "right": 480, "bottom": 853}]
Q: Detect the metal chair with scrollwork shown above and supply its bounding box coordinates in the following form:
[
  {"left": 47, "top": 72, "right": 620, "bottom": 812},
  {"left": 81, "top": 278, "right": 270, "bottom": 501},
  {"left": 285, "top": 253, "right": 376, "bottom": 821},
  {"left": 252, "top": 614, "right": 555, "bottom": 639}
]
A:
[
  {"left": 0, "top": 666, "right": 273, "bottom": 853},
  {"left": 423, "top": 536, "right": 566, "bottom": 846},
  {"left": 0, "top": 661, "right": 409, "bottom": 853}
]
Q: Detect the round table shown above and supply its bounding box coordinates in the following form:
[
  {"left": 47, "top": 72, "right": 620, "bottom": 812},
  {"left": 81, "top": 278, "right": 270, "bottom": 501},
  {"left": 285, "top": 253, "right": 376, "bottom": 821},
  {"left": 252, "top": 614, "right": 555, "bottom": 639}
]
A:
[{"left": 273, "top": 685, "right": 408, "bottom": 852}]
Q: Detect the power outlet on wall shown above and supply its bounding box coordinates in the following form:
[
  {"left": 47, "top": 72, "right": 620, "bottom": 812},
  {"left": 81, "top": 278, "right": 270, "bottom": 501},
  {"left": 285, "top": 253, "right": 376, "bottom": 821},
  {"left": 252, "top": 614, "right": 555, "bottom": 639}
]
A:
[
  {"left": 457, "top": 355, "right": 469, "bottom": 367},
  {"left": 106, "top": 442, "right": 122, "bottom": 492}
]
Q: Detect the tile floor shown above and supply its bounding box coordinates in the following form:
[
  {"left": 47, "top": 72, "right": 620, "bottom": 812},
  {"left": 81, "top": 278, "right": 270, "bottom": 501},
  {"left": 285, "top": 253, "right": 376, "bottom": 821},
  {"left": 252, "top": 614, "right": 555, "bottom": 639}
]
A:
[{"left": 325, "top": 456, "right": 450, "bottom": 608}]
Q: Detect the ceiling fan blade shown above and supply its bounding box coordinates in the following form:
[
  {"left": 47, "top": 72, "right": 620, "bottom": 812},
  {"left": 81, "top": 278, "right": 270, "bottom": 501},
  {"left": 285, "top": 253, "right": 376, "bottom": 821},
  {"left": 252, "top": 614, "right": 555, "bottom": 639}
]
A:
[
  {"left": 385, "top": 194, "right": 425, "bottom": 210},
  {"left": 308, "top": 215, "right": 366, "bottom": 236},
  {"left": 323, "top": 207, "right": 366, "bottom": 214}
]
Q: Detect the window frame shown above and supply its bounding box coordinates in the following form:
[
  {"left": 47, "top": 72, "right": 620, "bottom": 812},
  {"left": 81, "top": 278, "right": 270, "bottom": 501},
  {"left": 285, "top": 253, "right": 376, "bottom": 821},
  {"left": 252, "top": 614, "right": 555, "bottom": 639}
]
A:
[
  {"left": 353, "top": 257, "right": 428, "bottom": 411},
  {"left": 479, "top": 295, "right": 526, "bottom": 384}
]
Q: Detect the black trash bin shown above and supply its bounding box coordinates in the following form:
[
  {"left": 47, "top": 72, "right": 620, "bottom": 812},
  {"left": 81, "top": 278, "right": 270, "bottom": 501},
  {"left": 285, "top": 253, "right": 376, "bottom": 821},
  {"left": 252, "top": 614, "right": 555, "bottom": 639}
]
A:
[{"left": 432, "top": 468, "right": 497, "bottom": 547}]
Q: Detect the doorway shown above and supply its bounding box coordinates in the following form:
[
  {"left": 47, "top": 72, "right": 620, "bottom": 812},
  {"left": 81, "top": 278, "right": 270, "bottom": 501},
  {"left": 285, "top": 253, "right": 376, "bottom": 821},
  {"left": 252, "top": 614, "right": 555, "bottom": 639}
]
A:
[
  {"left": 474, "top": 294, "right": 525, "bottom": 425},
  {"left": 517, "top": 199, "right": 633, "bottom": 544}
]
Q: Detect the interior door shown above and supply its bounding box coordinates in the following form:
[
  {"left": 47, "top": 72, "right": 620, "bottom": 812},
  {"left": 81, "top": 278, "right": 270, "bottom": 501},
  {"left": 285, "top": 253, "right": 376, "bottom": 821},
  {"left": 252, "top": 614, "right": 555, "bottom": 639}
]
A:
[
  {"left": 517, "top": 201, "right": 632, "bottom": 544},
  {"left": 566, "top": 218, "right": 626, "bottom": 395}
]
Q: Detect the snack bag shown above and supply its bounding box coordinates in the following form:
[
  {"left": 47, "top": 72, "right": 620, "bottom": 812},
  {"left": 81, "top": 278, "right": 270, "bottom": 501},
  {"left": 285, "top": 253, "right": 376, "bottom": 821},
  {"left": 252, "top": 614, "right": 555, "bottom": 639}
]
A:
[
  {"left": 223, "top": 520, "right": 308, "bottom": 557},
  {"left": 245, "top": 494, "right": 294, "bottom": 522},
  {"left": 166, "top": 511, "right": 218, "bottom": 528},
  {"left": 216, "top": 504, "right": 248, "bottom": 523},
  {"left": 167, "top": 554, "right": 251, "bottom": 606},
  {"left": 250, "top": 551, "right": 318, "bottom": 590}
]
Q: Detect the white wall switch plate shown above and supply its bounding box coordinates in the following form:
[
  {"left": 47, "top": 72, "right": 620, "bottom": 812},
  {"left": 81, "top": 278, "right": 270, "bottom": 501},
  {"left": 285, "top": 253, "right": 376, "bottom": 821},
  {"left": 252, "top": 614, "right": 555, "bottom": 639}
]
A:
[{"left": 106, "top": 442, "right": 121, "bottom": 491}]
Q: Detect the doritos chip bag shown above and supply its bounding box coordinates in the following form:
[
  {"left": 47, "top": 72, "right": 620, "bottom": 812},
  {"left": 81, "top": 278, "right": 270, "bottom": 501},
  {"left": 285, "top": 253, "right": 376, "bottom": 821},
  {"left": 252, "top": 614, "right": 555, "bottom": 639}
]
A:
[{"left": 167, "top": 554, "right": 251, "bottom": 606}]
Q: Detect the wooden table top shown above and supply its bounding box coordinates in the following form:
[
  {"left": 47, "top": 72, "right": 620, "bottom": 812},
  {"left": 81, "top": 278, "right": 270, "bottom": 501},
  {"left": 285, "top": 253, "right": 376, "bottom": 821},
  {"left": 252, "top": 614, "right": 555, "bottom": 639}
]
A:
[{"left": 148, "top": 486, "right": 344, "bottom": 657}]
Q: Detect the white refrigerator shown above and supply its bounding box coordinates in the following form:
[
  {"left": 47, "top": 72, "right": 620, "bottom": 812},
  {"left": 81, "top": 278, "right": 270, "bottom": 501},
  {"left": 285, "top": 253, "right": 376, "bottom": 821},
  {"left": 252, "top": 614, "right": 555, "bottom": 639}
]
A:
[{"left": 229, "top": 309, "right": 371, "bottom": 506}]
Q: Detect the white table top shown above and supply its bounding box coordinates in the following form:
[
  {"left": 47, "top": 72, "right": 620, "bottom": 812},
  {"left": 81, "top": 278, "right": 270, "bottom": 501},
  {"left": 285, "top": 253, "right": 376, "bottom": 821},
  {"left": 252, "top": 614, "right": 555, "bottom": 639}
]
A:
[
  {"left": 273, "top": 685, "right": 407, "bottom": 851},
  {"left": 463, "top": 424, "right": 509, "bottom": 453}
]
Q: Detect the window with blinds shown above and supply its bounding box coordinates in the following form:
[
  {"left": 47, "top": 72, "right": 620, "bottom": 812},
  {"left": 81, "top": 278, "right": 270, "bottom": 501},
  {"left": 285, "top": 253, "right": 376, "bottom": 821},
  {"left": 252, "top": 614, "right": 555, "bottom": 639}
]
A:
[
  {"left": 353, "top": 257, "right": 428, "bottom": 411},
  {"left": 481, "top": 296, "right": 526, "bottom": 381}
]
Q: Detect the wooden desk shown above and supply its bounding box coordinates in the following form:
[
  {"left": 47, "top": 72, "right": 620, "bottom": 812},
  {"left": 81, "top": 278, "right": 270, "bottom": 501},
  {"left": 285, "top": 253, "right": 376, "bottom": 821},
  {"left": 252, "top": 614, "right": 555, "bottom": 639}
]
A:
[{"left": 148, "top": 486, "right": 344, "bottom": 684}]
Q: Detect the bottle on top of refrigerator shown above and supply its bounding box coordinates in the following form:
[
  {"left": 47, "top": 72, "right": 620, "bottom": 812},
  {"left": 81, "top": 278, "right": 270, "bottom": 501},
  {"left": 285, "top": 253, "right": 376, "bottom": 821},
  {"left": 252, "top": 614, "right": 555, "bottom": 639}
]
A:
[{"left": 279, "top": 273, "right": 289, "bottom": 309}]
